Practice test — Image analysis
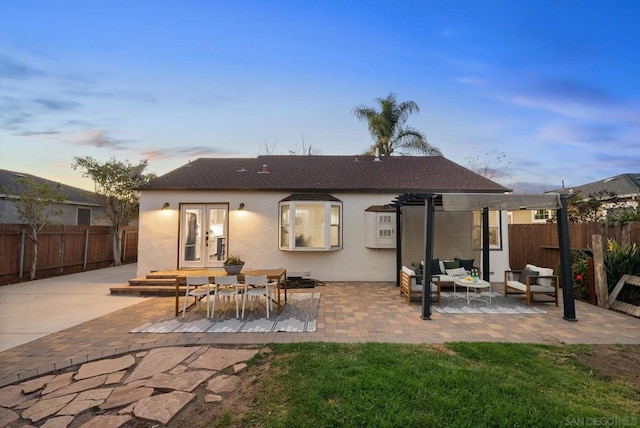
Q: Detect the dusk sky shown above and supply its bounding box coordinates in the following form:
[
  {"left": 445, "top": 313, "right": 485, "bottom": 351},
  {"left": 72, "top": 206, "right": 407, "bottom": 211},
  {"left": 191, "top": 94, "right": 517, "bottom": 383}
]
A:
[{"left": 1, "top": 1, "right": 639, "bottom": 192}]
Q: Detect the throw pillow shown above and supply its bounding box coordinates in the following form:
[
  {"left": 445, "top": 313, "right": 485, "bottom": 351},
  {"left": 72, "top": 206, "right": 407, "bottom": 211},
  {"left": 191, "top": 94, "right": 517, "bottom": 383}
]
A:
[
  {"left": 443, "top": 260, "right": 460, "bottom": 270},
  {"left": 431, "top": 258, "right": 441, "bottom": 275},
  {"left": 519, "top": 267, "right": 539, "bottom": 285},
  {"left": 455, "top": 258, "right": 475, "bottom": 271},
  {"left": 445, "top": 267, "right": 467, "bottom": 277}
]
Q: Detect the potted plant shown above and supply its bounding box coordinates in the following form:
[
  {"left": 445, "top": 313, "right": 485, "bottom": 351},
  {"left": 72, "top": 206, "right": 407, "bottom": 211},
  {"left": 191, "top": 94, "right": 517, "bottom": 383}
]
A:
[{"left": 223, "top": 255, "right": 245, "bottom": 274}]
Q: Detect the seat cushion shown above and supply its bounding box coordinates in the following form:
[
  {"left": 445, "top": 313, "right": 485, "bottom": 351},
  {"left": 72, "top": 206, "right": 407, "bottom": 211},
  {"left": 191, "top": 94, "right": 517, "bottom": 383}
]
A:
[
  {"left": 402, "top": 266, "right": 416, "bottom": 276},
  {"left": 443, "top": 260, "right": 460, "bottom": 270},
  {"left": 431, "top": 258, "right": 442, "bottom": 275},
  {"left": 410, "top": 283, "right": 438, "bottom": 292},
  {"left": 435, "top": 274, "right": 455, "bottom": 283},
  {"left": 507, "top": 280, "right": 555, "bottom": 293},
  {"left": 519, "top": 267, "right": 539, "bottom": 285},
  {"left": 526, "top": 264, "right": 554, "bottom": 287},
  {"left": 445, "top": 267, "right": 467, "bottom": 277},
  {"left": 455, "top": 258, "right": 475, "bottom": 271},
  {"left": 506, "top": 280, "right": 527, "bottom": 292},
  {"left": 529, "top": 284, "right": 556, "bottom": 293}
]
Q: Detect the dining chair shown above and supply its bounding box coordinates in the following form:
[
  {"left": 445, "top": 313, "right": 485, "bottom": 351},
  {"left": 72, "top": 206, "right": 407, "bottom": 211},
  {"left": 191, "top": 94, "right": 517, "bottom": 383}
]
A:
[
  {"left": 241, "top": 275, "right": 274, "bottom": 319},
  {"left": 212, "top": 275, "right": 240, "bottom": 318},
  {"left": 182, "top": 276, "right": 212, "bottom": 318}
]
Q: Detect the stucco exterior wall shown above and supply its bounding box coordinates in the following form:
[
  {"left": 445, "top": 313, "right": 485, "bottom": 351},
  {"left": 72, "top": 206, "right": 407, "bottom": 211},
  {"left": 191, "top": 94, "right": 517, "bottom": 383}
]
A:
[
  {"left": 401, "top": 207, "right": 509, "bottom": 282},
  {"left": 138, "top": 190, "right": 510, "bottom": 282}
]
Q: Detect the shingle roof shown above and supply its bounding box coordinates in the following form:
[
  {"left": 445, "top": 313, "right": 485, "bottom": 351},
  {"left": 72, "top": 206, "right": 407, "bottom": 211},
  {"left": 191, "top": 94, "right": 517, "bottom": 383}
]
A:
[
  {"left": 0, "top": 169, "right": 99, "bottom": 205},
  {"left": 143, "top": 155, "right": 511, "bottom": 193},
  {"left": 549, "top": 173, "right": 640, "bottom": 198}
]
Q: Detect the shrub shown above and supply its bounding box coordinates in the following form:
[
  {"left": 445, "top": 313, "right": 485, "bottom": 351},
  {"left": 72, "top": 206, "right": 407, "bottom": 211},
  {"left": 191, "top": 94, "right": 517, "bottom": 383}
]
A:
[
  {"left": 604, "top": 239, "right": 640, "bottom": 292},
  {"left": 570, "top": 250, "right": 591, "bottom": 302}
]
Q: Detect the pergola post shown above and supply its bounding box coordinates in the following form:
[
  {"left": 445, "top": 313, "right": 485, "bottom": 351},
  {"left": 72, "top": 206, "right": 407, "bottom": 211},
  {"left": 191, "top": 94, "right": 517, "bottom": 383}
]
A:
[
  {"left": 421, "top": 194, "right": 435, "bottom": 320},
  {"left": 395, "top": 204, "right": 402, "bottom": 287},
  {"left": 481, "top": 206, "right": 490, "bottom": 281},
  {"left": 557, "top": 194, "right": 577, "bottom": 321}
]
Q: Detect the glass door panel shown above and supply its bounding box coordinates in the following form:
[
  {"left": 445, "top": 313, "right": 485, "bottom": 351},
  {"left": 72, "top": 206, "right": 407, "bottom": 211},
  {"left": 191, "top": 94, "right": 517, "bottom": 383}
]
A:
[
  {"left": 183, "top": 207, "right": 202, "bottom": 264},
  {"left": 207, "top": 207, "right": 227, "bottom": 263}
]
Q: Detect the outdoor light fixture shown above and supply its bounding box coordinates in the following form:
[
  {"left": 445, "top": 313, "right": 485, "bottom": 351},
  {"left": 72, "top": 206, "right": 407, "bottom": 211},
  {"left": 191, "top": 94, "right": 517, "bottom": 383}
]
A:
[
  {"left": 162, "top": 202, "right": 170, "bottom": 210},
  {"left": 238, "top": 202, "right": 245, "bottom": 210}
]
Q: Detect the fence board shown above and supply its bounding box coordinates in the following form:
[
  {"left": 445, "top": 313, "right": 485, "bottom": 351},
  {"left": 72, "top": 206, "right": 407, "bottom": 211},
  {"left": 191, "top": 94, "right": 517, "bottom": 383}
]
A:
[
  {"left": 0, "top": 224, "right": 138, "bottom": 284},
  {"left": 509, "top": 221, "right": 640, "bottom": 271}
]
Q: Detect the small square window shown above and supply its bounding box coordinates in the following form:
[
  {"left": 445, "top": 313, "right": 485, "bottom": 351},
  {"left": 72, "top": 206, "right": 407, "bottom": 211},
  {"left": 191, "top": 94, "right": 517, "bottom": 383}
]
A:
[{"left": 77, "top": 208, "right": 91, "bottom": 225}]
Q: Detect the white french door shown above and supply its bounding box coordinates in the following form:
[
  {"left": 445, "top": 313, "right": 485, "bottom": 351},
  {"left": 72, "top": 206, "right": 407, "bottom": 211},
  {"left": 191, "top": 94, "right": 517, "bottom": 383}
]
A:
[{"left": 179, "top": 204, "right": 228, "bottom": 268}]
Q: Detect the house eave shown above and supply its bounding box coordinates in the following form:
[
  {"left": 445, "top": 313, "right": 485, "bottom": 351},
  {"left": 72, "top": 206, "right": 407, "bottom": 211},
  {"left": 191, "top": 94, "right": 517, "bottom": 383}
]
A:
[{"left": 140, "top": 187, "right": 511, "bottom": 194}]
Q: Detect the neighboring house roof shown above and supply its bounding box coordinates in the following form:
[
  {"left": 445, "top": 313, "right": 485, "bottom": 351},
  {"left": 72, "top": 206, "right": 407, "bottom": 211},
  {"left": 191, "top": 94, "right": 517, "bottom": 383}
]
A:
[
  {"left": 548, "top": 173, "right": 640, "bottom": 199},
  {"left": 143, "top": 156, "right": 511, "bottom": 193},
  {"left": 0, "top": 169, "right": 100, "bottom": 206}
]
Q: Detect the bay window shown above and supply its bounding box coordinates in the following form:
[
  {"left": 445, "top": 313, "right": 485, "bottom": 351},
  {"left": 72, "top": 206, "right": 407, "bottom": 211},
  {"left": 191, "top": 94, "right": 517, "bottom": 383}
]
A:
[{"left": 279, "top": 194, "right": 342, "bottom": 251}]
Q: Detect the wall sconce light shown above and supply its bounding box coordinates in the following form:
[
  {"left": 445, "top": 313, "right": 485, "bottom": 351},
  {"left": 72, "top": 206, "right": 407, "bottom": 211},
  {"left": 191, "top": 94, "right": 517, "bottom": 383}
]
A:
[
  {"left": 238, "top": 202, "right": 245, "bottom": 210},
  {"left": 162, "top": 202, "right": 170, "bottom": 210}
]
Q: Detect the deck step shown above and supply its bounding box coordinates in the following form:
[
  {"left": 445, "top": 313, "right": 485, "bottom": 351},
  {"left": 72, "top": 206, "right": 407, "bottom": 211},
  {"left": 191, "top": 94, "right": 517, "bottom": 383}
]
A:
[
  {"left": 110, "top": 284, "right": 183, "bottom": 296},
  {"left": 128, "top": 276, "right": 178, "bottom": 286},
  {"left": 145, "top": 272, "right": 182, "bottom": 280}
]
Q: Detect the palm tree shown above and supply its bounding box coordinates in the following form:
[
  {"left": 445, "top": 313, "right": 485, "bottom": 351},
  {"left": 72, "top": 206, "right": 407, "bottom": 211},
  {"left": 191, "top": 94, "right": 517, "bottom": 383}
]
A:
[{"left": 352, "top": 93, "right": 442, "bottom": 156}]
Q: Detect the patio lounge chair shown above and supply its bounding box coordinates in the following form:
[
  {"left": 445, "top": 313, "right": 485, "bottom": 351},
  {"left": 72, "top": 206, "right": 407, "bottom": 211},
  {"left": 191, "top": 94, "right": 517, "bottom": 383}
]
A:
[{"left": 504, "top": 264, "right": 559, "bottom": 306}]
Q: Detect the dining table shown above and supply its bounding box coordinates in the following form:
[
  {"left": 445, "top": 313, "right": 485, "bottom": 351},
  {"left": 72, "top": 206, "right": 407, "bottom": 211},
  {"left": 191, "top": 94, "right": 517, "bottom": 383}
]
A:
[{"left": 174, "top": 267, "right": 287, "bottom": 317}]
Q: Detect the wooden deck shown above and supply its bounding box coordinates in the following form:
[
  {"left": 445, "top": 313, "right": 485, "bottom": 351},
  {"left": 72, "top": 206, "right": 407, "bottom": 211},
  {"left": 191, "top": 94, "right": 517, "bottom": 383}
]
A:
[{"left": 110, "top": 268, "right": 288, "bottom": 300}]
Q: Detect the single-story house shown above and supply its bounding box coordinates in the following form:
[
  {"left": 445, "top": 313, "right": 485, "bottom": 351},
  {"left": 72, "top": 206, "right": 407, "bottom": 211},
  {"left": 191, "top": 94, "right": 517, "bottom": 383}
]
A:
[
  {"left": 0, "top": 169, "right": 109, "bottom": 226},
  {"left": 550, "top": 173, "right": 640, "bottom": 220},
  {"left": 510, "top": 173, "right": 640, "bottom": 224},
  {"left": 137, "top": 155, "right": 513, "bottom": 282}
]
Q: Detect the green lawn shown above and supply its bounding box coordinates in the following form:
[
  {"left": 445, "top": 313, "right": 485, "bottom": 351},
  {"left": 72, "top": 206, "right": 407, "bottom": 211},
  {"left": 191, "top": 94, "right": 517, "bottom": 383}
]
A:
[{"left": 227, "top": 342, "right": 639, "bottom": 428}]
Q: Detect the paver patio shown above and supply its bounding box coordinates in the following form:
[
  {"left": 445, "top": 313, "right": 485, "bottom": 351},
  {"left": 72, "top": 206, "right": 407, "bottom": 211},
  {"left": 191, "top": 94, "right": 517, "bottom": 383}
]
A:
[{"left": 1, "top": 281, "right": 639, "bottom": 388}]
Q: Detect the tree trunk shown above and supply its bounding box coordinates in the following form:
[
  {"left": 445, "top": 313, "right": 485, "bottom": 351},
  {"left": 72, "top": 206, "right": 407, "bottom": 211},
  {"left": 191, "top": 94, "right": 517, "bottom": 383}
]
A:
[
  {"left": 30, "top": 235, "right": 38, "bottom": 280},
  {"left": 112, "top": 227, "right": 122, "bottom": 266}
]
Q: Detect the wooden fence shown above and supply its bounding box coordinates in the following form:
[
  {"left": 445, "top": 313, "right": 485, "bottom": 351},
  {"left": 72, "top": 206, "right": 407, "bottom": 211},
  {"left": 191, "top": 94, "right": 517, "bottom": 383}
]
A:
[
  {"left": 0, "top": 224, "right": 138, "bottom": 284},
  {"left": 508, "top": 221, "right": 640, "bottom": 270}
]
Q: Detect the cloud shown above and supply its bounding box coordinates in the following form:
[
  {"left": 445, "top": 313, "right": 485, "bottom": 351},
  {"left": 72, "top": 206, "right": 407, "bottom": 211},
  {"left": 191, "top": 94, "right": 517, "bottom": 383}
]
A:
[
  {"left": 16, "top": 128, "right": 130, "bottom": 150},
  {"left": 71, "top": 129, "right": 128, "bottom": 150},
  {"left": 537, "top": 121, "right": 621, "bottom": 144},
  {"left": 0, "top": 96, "right": 32, "bottom": 129},
  {"left": 14, "top": 130, "right": 61, "bottom": 137},
  {"left": 455, "top": 76, "right": 485, "bottom": 86},
  {"left": 33, "top": 97, "right": 81, "bottom": 111},
  {"left": 503, "top": 181, "right": 560, "bottom": 194},
  {"left": 498, "top": 78, "right": 640, "bottom": 123},
  {"left": 64, "top": 85, "right": 157, "bottom": 103},
  {"left": 0, "top": 54, "right": 42, "bottom": 80},
  {"left": 0, "top": 94, "right": 81, "bottom": 131},
  {"left": 141, "top": 146, "right": 229, "bottom": 159}
]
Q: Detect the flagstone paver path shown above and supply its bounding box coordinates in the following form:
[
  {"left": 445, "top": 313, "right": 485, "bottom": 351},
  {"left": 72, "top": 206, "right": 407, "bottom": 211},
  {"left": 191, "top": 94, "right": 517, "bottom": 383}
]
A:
[{"left": 0, "top": 346, "right": 261, "bottom": 427}]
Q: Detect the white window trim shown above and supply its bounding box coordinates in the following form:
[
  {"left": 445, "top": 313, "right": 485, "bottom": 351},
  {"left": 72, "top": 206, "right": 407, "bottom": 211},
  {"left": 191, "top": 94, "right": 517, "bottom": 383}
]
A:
[
  {"left": 531, "top": 209, "right": 552, "bottom": 223},
  {"left": 472, "top": 210, "right": 502, "bottom": 250},
  {"left": 279, "top": 200, "right": 342, "bottom": 251}
]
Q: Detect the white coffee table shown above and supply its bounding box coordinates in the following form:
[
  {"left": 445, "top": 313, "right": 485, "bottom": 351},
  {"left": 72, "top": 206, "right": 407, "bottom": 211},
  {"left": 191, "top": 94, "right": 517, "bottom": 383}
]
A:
[{"left": 453, "top": 277, "right": 492, "bottom": 304}]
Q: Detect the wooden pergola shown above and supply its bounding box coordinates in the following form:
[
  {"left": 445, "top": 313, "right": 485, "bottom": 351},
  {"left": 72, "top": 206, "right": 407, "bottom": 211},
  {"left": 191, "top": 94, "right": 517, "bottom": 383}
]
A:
[{"left": 390, "top": 193, "right": 577, "bottom": 322}]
